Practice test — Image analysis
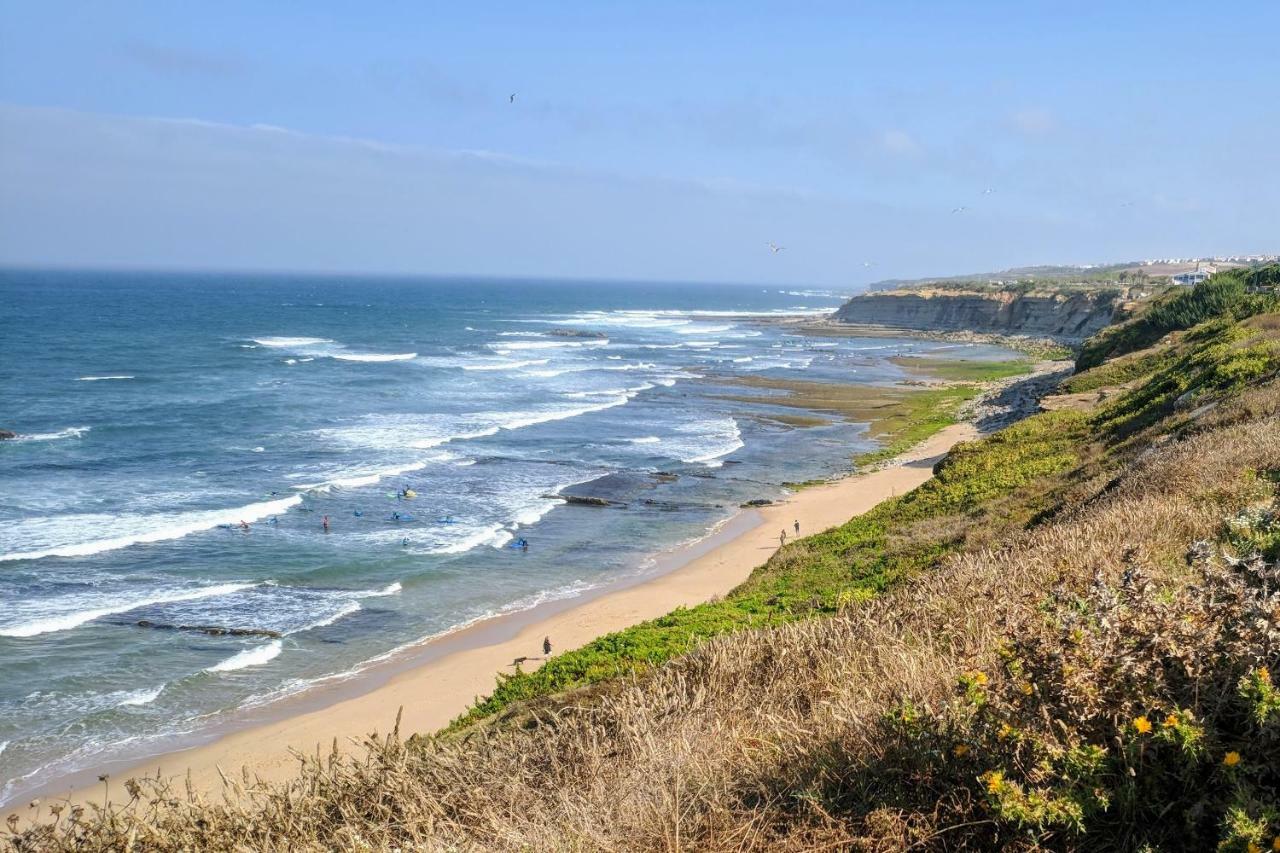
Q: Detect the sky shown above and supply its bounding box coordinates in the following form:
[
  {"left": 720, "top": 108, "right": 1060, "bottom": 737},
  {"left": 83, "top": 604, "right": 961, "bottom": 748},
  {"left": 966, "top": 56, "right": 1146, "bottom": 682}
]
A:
[{"left": 1, "top": 1, "right": 1277, "bottom": 287}]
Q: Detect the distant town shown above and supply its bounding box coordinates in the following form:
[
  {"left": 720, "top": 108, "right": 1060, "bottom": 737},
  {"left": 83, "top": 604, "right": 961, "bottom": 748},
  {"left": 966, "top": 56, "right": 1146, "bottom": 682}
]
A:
[{"left": 868, "top": 253, "right": 1279, "bottom": 293}]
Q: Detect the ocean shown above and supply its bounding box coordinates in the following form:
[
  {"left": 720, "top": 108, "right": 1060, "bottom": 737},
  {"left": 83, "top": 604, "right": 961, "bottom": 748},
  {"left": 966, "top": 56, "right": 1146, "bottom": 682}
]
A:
[{"left": 0, "top": 269, "right": 1018, "bottom": 804}]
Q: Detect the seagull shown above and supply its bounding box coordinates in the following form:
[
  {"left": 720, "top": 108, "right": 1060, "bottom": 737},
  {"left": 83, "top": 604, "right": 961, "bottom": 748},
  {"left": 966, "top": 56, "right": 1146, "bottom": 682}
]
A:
[
  {"left": 766, "top": 242, "right": 786, "bottom": 254},
  {"left": 862, "top": 261, "right": 876, "bottom": 268},
  {"left": 951, "top": 206, "right": 968, "bottom": 214},
  {"left": 982, "top": 187, "right": 996, "bottom": 195},
  {"left": 509, "top": 93, "right": 517, "bottom": 104}
]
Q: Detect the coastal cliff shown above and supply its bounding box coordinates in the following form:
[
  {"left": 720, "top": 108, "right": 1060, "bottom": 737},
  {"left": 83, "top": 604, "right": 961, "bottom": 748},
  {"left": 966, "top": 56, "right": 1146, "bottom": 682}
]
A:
[{"left": 832, "top": 285, "right": 1124, "bottom": 340}]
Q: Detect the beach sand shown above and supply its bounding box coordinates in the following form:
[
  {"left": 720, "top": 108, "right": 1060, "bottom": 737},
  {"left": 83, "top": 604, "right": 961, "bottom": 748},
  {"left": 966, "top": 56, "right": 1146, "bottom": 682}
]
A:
[{"left": 24, "top": 421, "right": 977, "bottom": 815}]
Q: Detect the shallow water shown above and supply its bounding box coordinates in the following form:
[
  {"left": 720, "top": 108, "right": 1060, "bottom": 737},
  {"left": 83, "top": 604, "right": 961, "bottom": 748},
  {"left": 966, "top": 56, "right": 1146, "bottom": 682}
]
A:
[{"left": 0, "top": 270, "right": 1019, "bottom": 803}]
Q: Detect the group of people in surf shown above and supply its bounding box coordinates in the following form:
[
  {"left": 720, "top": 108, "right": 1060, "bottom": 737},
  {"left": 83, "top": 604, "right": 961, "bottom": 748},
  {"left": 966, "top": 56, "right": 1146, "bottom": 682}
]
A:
[{"left": 225, "top": 482, "right": 540, "bottom": 553}]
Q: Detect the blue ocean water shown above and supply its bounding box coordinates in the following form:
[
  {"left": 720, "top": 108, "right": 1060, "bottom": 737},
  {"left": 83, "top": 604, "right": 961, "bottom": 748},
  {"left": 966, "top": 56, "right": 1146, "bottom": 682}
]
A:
[{"left": 0, "top": 270, "right": 1016, "bottom": 803}]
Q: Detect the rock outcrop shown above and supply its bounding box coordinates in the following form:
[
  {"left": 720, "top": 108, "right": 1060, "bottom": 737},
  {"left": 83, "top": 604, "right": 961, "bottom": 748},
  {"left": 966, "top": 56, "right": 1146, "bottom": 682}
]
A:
[
  {"left": 832, "top": 286, "right": 1123, "bottom": 341},
  {"left": 0, "top": 430, "right": 15, "bottom": 440}
]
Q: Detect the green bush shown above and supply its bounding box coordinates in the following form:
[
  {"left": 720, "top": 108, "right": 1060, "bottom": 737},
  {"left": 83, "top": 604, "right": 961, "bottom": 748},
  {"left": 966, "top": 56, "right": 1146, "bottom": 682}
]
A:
[{"left": 1077, "top": 266, "right": 1280, "bottom": 370}]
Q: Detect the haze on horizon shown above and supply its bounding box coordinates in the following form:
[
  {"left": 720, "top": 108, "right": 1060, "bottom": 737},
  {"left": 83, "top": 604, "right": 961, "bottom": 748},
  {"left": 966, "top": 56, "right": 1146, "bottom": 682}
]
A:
[{"left": 1, "top": 1, "right": 1277, "bottom": 288}]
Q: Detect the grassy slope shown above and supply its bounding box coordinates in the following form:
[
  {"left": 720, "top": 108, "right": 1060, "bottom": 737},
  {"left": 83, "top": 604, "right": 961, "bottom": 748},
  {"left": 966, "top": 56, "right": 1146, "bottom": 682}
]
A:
[
  {"left": 15, "top": 267, "right": 1280, "bottom": 851},
  {"left": 447, "top": 405, "right": 1083, "bottom": 732}
]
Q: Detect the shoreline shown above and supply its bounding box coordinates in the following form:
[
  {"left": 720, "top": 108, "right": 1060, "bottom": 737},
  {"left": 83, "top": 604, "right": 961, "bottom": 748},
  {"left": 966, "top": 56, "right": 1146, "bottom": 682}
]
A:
[{"left": 14, "top": 421, "right": 978, "bottom": 816}]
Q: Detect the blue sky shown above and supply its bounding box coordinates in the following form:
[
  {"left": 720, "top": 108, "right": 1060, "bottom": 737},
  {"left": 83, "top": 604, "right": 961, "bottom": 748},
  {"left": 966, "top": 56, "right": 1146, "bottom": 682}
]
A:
[{"left": 1, "top": 2, "right": 1277, "bottom": 286}]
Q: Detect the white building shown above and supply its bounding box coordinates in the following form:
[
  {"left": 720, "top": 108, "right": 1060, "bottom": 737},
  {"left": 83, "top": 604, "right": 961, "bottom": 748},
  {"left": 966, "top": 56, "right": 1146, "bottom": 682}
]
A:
[{"left": 1171, "top": 270, "right": 1211, "bottom": 287}]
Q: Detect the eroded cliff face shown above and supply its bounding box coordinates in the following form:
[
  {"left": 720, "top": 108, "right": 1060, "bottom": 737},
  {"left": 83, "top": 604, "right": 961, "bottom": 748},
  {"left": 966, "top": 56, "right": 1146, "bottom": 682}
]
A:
[{"left": 832, "top": 287, "right": 1122, "bottom": 340}]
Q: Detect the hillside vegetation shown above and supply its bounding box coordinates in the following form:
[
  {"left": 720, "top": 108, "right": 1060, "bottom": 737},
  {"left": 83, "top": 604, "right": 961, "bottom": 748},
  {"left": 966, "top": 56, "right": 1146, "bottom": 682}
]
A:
[{"left": 9, "top": 267, "right": 1280, "bottom": 851}]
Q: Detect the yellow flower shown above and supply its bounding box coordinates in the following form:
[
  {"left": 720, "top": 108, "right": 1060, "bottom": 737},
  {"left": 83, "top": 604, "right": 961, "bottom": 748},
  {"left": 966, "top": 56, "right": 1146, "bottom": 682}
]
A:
[
  {"left": 1019, "top": 681, "right": 1034, "bottom": 696},
  {"left": 997, "top": 723, "right": 1015, "bottom": 740},
  {"left": 1271, "top": 835, "right": 1280, "bottom": 851},
  {"left": 1223, "top": 751, "right": 1241, "bottom": 767},
  {"left": 967, "top": 671, "right": 988, "bottom": 686},
  {"left": 952, "top": 743, "right": 970, "bottom": 757},
  {"left": 1132, "top": 716, "right": 1152, "bottom": 735},
  {"left": 1162, "top": 713, "right": 1179, "bottom": 729},
  {"left": 1250, "top": 842, "right": 1262, "bottom": 853},
  {"left": 1259, "top": 665, "right": 1271, "bottom": 683},
  {"left": 982, "top": 770, "right": 1005, "bottom": 794}
]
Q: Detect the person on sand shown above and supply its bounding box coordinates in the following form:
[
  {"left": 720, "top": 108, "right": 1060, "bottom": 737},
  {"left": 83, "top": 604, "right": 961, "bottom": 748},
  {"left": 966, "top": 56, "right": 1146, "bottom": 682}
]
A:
[
  {"left": 779, "top": 529, "right": 787, "bottom": 547},
  {"left": 794, "top": 519, "right": 800, "bottom": 536},
  {"left": 543, "top": 636, "right": 552, "bottom": 657}
]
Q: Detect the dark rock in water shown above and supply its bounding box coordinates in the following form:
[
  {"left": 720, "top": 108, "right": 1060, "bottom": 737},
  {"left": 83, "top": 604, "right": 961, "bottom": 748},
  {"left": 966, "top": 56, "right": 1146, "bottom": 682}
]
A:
[
  {"left": 742, "top": 498, "right": 773, "bottom": 507},
  {"left": 547, "top": 328, "right": 607, "bottom": 339},
  {"left": 547, "top": 494, "right": 623, "bottom": 507},
  {"left": 651, "top": 471, "right": 678, "bottom": 482},
  {"left": 135, "top": 620, "right": 282, "bottom": 639},
  {"left": 0, "top": 430, "right": 15, "bottom": 440}
]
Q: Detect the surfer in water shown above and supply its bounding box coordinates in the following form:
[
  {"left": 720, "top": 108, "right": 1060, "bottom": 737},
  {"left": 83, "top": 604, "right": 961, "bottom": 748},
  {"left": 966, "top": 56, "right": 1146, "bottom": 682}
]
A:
[
  {"left": 322, "top": 515, "right": 330, "bottom": 532},
  {"left": 239, "top": 520, "right": 250, "bottom": 531}
]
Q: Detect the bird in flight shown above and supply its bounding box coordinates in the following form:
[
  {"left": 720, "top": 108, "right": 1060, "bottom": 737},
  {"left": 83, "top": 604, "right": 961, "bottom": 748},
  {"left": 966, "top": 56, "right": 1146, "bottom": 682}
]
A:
[
  {"left": 509, "top": 93, "right": 517, "bottom": 104},
  {"left": 982, "top": 187, "right": 996, "bottom": 195},
  {"left": 766, "top": 242, "right": 786, "bottom": 254},
  {"left": 951, "top": 206, "right": 968, "bottom": 214},
  {"left": 862, "top": 261, "right": 876, "bottom": 268}
]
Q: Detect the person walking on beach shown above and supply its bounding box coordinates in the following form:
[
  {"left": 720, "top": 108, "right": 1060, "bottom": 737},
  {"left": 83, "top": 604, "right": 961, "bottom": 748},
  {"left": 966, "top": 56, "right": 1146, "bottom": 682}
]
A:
[
  {"left": 794, "top": 519, "right": 800, "bottom": 536},
  {"left": 543, "top": 636, "right": 552, "bottom": 657},
  {"left": 779, "top": 529, "right": 787, "bottom": 547}
]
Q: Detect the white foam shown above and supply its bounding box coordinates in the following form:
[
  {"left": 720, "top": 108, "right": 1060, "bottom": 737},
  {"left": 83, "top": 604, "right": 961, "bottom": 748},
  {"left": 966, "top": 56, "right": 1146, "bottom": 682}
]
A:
[
  {"left": 13, "top": 426, "right": 90, "bottom": 442},
  {"left": 295, "top": 601, "right": 361, "bottom": 632},
  {"left": 252, "top": 337, "right": 333, "bottom": 347},
  {"left": 75, "top": 375, "right": 134, "bottom": 382},
  {"left": 117, "top": 685, "right": 164, "bottom": 707},
  {"left": 495, "top": 395, "right": 632, "bottom": 431},
  {"left": 461, "top": 357, "right": 550, "bottom": 371},
  {"left": 0, "top": 494, "right": 302, "bottom": 563},
  {"left": 0, "top": 582, "right": 256, "bottom": 637},
  {"left": 629, "top": 436, "right": 662, "bottom": 444},
  {"left": 487, "top": 339, "right": 608, "bottom": 351},
  {"left": 678, "top": 418, "right": 744, "bottom": 467},
  {"left": 331, "top": 461, "right": 427, "bottom": 489},
  {"left": 367, "top": 581, "right": 402, "bottom": 596},
  {"left": 205, "top": 640, "right": 283, "bottom": 673},
  {"left": 333, "top": 351, "right": 417, "bottom": 362}
]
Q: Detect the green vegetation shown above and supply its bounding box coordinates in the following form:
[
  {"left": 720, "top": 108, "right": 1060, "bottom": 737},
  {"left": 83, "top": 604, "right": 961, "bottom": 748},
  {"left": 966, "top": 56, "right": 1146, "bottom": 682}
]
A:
[
  {"left": 717, "top": 374, "right": 984, "bottom": 470},
  {"left": 1077, "top": 265, "right": 1280, "bottom": 369},
  {"left": 889, "top": 355, "right": 1034, "bottom": 383},
  {"left": 1060, "top": 345, "right": 1177, "bottom": 393},
  {"left": 447, "top": 407, "right": 1086, "bottom": 731}
]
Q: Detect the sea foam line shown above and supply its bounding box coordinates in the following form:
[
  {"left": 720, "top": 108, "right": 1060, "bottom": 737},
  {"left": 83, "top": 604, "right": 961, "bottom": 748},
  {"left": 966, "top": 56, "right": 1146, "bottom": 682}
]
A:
[
  {"left": 0, "top": 494, "right": 302, "bottom": 563},
  {"left": 0, "top": 582, "right": 257, "bottom": 638},
  {"left": 12, "top": 426, "right": 90, "bottom": 442},
  {"left": 205, "top": 640, "right": 283, "bottom": 673}
]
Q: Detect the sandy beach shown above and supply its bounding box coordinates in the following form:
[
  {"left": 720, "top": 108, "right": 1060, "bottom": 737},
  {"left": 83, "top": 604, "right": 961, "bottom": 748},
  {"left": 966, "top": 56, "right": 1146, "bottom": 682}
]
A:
[{"left": 23, "top": 421, "right": 976, "bottom": 815}]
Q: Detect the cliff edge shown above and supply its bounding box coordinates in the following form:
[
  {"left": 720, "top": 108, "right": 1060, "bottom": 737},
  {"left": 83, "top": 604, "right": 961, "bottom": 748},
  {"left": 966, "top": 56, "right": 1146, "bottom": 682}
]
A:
[{"left": 832, "top": 285, "right": 1125, "bottom": 341}]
